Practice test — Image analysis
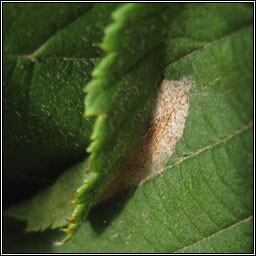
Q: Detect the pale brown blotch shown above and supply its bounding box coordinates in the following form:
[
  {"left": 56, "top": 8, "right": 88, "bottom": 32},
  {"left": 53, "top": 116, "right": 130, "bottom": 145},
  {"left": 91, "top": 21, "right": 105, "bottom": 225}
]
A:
[{"left": 98, "top": 78, "right": 193, "bottom": 203}]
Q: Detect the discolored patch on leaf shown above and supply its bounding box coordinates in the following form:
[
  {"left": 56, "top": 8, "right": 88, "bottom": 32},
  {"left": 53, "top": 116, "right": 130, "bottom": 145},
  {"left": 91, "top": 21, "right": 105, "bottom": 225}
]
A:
[{"left": 99, "top": 78, "right": 193, "bottom": 202}]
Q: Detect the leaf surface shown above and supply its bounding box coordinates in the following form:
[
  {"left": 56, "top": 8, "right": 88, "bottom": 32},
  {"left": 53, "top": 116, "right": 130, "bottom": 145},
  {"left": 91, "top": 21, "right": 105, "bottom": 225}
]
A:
[
  {"left": 3, "top": 3, "right": 119, "bottom": 206},
  {"left": 4, "top": 159, "right": 90, "bottom": 231},
  {"left": 3, "top": 3, "right": 253, "bottom": 253},
  {"left": 54, "top": 18, "right": 253, "bottom": 252}
]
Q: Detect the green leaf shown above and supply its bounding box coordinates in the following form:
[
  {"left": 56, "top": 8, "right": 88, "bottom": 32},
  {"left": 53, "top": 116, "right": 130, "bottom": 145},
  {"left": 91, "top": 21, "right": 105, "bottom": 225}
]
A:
[
  {"left": 4, "top": 158, "right": 90, "bottom": 231},
  {"left": 175, "top": 217, "right": 253, "bottom": 253},
  {"left": 60, "top": 2, "right": 253, "bottom": 244},
  {"left": 55, "top": 14, "right": 253, "bottom": 252},
  {"left": 3, "top": 3, "right": 119, "bottom": 206},
  {"left": 3, "top": 3, "right": 253, "bottom": 253},
  {"left": 47, "top": 3, "right": 177, "bottom": 243}
]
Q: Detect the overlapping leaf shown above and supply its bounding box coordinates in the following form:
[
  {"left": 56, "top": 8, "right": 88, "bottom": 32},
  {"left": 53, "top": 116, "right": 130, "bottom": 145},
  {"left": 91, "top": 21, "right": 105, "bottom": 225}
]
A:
[{"left": 3, "top": 3, "right": 253, "bottom": 253}]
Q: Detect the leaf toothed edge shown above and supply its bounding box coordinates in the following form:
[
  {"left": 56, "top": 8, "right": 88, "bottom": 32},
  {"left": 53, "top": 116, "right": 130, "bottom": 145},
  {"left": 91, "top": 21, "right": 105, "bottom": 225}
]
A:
[{"left": 57, "top": 3, "right": 168, "bottom": 245}]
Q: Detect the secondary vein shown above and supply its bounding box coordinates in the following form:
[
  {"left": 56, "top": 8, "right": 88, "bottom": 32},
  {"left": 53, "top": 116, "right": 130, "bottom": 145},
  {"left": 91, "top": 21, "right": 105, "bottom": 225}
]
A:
[
  {"left": 174, "top": 215, "right": 253, "bottom": 253},
  {"left": 4, "top": 54, "right": 100, "bottom": 63},
  {"left": 166, "top": 23, "right": 253, "bottom": 69},
  {"left": 143, "top": 121, "right": 253, "bottom": 184}
]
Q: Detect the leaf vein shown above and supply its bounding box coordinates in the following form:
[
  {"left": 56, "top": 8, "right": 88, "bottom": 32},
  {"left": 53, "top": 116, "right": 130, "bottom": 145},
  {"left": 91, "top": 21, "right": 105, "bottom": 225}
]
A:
[
  {"left": 4, "top": 54, "right": 100, "bottom": 64},
  {"left": 161, "top": 171, "right": 204, "bottom": 243},
  {"left": 148, "top": 181, "right": 185, "bottom": 246},
  {"left": 31, "top": 5, "right": 93, "bottom": 56},
  {"left": 145, "top": 121, "right": 253, "bottom": 183},
  {"left": 166, "top": 23, "right": 253, "bottom": 69},
  {"left": 212, "top": 145, "right": 249, "bottom": 210},
  {"left": 173, "top": 215, "right": 253, "bottom": 253},
  {"left": 188, "top": 157, "right": 221, "bottom": 229}
]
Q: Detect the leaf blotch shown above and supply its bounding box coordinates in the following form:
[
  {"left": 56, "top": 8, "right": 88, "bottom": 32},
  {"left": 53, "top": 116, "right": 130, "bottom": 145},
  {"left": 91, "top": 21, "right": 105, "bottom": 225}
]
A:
[{"left": 99, "top": 78, "right": 193, "bottom": 202}]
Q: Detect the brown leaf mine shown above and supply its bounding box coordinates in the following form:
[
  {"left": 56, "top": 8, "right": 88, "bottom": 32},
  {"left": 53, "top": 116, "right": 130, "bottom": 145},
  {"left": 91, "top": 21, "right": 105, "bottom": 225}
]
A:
[{"left": 98, "top": 78, "right": 192, "bottom": 202}]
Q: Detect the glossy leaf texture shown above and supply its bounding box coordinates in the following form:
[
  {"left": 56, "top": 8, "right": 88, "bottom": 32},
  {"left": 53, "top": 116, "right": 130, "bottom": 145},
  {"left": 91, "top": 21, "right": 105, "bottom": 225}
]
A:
[{"left": 3, "top": 3, "right": 253, "bottom": 253}]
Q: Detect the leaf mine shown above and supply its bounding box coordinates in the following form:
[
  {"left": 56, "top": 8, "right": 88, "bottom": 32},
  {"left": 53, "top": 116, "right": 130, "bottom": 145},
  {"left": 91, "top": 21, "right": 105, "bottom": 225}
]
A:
[{"left": 99, "top": 77, "right": 193, "bottom": 202}]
